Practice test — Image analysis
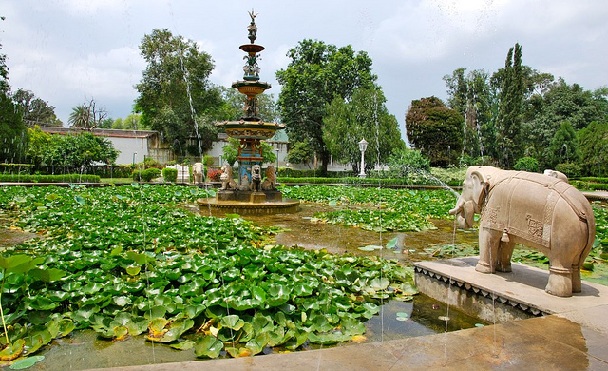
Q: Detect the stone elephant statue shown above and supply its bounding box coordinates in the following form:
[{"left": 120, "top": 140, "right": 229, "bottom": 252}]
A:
[{"left": 449, "top": 166, "right": 596, "bottom": 297}]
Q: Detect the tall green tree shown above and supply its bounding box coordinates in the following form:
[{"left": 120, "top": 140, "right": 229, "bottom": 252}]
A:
[
  {"left": 218, "top": 87, "right": 279, "bottom": 122},
  {"left": 323, "top": 87, "right": 405, "bottom": 173},
  {"left": 444, "top": 68, "right": 492, "bottom": 162},
  {"left": 135, "top": 29, "right": 222, "bottom": 156},
  {"left": 112, "top": 113, "right": 145, "bottom": 130},
  {"left": 45, "top": 132, "right": 119, "bottom": 170},
  {"left": 0, "top": 21, "right": 27, "bottom": 163},
  {"left": 547, "top": 121, "right": 579, "bottom": 168},
  {"left": 276, "top": 39, "right": 376, "bottom": 174},
  {"left": 406, "top": 96, "right": 464, "bottom": 166},
  {"left": 523, "top": 80, "right": 608, "bottom": 161},
  {"left": 12, "top": 89, "right": 62, "bottom": 127},
  {"left": 577, "top": 121, "right": 608, "bottom": 177},
  {"left": 495, "top": 43, "right": 525, "bottom": 168}
]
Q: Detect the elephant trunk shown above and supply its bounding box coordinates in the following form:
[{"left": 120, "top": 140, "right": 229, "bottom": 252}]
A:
[{"left": 450, "top": 197, "right": 474, "bottom": 229}]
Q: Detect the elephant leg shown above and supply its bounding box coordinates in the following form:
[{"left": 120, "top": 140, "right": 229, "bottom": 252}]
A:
[
  {"left": 546, "top": 260, "right": 573, "bottom": 297},
  {"left": 496, "top": 240, "right": 514, "bottom": 272},
  {"left": 571, "top": 264, "right": 582, "bottom": 293},
  {"left": 476, "top": 227, "right": 501, "bottom": 273}
]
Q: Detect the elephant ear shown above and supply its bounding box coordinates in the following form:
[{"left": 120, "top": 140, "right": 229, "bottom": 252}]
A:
[{"left": 470, "top": 170, "right": 488, "bottom": 209}]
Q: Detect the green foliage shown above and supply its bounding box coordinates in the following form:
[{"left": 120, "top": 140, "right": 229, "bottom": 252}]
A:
[
  {"left": 547, "top": 121, "right": 579, "bottom": 168},
  {"left": 0, "top": 185, "right": 416, "bottom": 360},
  {"left": 202, "top": 154, "right": 214, "bottom": 167},
  {"left": 221, "top": 138, "right": 239, "bottom": 166},
  {"left": 276, "top": 39, "right": 377, "bottom": 173},
  {"left": 513, "top": 156, "right": 540, "bottom": 172},
  {"left": 387, "top": 147, "right": 430, "bottom": 177},
  {"left": 220, "top": 138, "right": 276, "bottom": 165},
  {"left": 496, "top": 43, "right": 525, "bottom": 168},
  {"left": 444, "top": 68, "right": 493, "bottom": 160},
  {"left": 555, "top": 163, "right": 582, "bottom": 178},
  {"left": 280, "top": 185, "right": 456, "bottom": 232},
  {"left": 162, "top": 167, "right": 178, "bottom": 182},
  {"left": 323, "top": 87, "right": 405, "bottom": 173},
  {"left": 429, "top": 167, "right": 468, "bottom": 187},
  {"left": 135, "top": 29, "right": 222, "bottom": 154},
  {"left": 46, "top": 132, "right": 119, "bottom": 169},
  {"left": 577, "top": 121, "right": 608, "bottom": 177},
  {"left": 111, "top": 113, "right": 145, "bottom": 130},
  {"left": 12, "top": 89, "right": 61, "bottom": 127},
  {"left": 405, "top": 96, "right": 464, "bottom": 166},
  {"left": 0, "top": 91, "right": 27, "bottom": 164},
  {"left": 286, "top": 139, "right": 314, "bottom": 166},
  {"left": 135, "top": 167, "right": 161, "bottom": 182},
  {"left": 0, "top": 174, "right": 100, "bottom": 183}
]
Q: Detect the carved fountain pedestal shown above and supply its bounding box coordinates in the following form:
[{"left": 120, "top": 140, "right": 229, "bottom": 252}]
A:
[{"left": 198, "top": 11, "right": 298, "bottom": 215}]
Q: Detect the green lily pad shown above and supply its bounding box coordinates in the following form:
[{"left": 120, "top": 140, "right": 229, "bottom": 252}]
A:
[
  {"left": 9, "top": 355, "right": 45, "bottom": 369},
  {"left": 194, "top": 335, "right": 223, "bottom": 359}
]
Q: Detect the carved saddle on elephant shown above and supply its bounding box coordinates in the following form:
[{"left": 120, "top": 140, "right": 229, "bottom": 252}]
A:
[{"left": 482, "top": 171, "right": 593, "bottom": 250}]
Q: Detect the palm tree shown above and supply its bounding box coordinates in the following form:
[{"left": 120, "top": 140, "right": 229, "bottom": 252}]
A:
[{"left": 68, "top": 105, "right": 92, "bottom": 129}]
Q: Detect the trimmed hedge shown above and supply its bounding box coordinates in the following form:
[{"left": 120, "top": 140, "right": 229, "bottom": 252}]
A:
[
  {"left": 132, "top": 168, "right": 162, "bottom": 182},
  {"left": 162, "top": 167, "right": 178, "bottom": 183},
  {"left": 0, "top": 174, "right": 101, "bottom": 183}
]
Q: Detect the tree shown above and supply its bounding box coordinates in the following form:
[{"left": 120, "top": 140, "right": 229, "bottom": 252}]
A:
[
  {"left": 577, "top": 121, "right": 608, "bottom": 177},
  {"left": 12, "top": 89, "right": 62, "bottom": 127},
  {"left": 406, "top": 96, "right": 464, "bottom": 166},
  {"left": 68, "top": 105, "right": 92, "bottom": 129},
  {"left": 25, "top": 126, "right": 52, "bottom": 169},
  {"left": 218, "top": 87, "right": 279, "bottom": 122},
  {"left": 323, "top": 87, "right": 405, "bottom": 173},
  {"left": 387, "top": 147, "right": 430, "bottom": 178},
  {"left": 276, "top": 39, "right": 377, "bottom": 174},
  {"left": 523, "top": 80, "right": 608, "bottom": 162},
  {"left": 135, "top": 29, "right": 222, "bottom": 155},
  {"left": 547, "top": 121, "right": 579, "bottom": 168},
  {"left": 495, "top": 43, "right": 525, "bottom": 168},
  {"left": 221, "top": 137, "right": 276, "bottom": 166},
  {"left": 286, "top": 139, "right": 314, "bottom": 167},
  {"left": 68, "top": 99, "right": 108, "bottom": 130},
  {"left": 0, "top": 24, "right": 27, "bottom": 163},
  {"left": 444, "top": 68, "right": 492, "bottom": 161},
  {"left": 112, "top": 113, "right": 145, "bottom": 130},
  {"left": 45, "top": 132, "right": 119, "bottom": 170}
]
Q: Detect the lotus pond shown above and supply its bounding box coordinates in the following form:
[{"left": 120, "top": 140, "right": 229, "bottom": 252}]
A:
[{"left": 0, "top": 184, "right": 606, "bottom": 369}]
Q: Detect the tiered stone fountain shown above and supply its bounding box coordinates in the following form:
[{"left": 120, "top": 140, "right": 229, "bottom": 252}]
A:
[{"left": 198, "top": 11, "right": 299, "bottom": 215}]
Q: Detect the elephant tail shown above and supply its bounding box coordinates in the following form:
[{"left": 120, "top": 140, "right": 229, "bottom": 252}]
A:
[{"left": 578, "top": 206, "right": 596, "bottom": 268}]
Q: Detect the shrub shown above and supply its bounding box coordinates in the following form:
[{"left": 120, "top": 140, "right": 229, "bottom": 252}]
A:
[
  {"left": 202, "top": 154, "right": 215, "bottom": 167},
  {"left": 207, "top": 168, "right": 222, "bottom": 182},
  {"left": 514, "top": 156, "right": 539, "bottom": 172},
  {"left": 143, "top": 157, "right": 161, "bottom": 169},
  {"left": 140, "top": 168, "right": 162, "bottom": 182},
  {"left": 0, "top": 174, "right": 100, "bottom": 183},
  {"left": 162, "top": 167, "right": 178, "bottom": 183},
  {"left": 555, "top": 163, "right": 582, "bottom": 178}
]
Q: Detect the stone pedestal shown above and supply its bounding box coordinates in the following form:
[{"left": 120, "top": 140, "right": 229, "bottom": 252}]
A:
[
  {"left": 217, "top": 190, "right": 236, "bottom": 201},
  {"left": 250, "top": 192, "right": 266, "bottom": 204}
]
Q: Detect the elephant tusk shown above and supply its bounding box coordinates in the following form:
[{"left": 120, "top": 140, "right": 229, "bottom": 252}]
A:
[{"left": 449, "top": 205, "right": 462, "bottom": 215}]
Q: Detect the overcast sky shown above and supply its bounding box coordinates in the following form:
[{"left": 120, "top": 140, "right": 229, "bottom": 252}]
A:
[{"left": 3, "top": 0, "right": 608, "bottom": 140}]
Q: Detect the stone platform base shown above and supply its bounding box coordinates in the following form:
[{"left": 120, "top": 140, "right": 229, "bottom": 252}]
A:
[{"left": 414, "top": 257, "right": 608, "bottom": 323}]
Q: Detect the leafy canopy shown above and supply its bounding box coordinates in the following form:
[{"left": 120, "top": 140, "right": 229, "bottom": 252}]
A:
[
  {"left": 276, "top": 39, "right": 377, "bottom": 173},
  {"left": 135, "top": 29, "right": 222, "bottom": 156}
]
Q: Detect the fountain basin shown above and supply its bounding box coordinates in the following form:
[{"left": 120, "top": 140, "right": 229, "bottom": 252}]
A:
[{"left": 198, "top": 192, "right": 300, "bottom": 215}]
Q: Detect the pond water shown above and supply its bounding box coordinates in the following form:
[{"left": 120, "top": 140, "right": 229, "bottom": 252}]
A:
[{"left": 3, "top": 197, "right": 485, "bottom": 370}]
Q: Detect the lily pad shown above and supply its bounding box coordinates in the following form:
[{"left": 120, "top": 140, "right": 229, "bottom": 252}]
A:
[
  {"left": 9, "top": 355, "right": 45, "bottom": 370},
  {"left": 358, "top": 245, "right": 383, "bottom": 251}
]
